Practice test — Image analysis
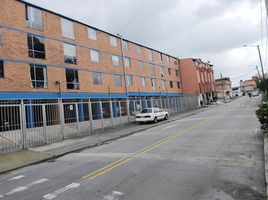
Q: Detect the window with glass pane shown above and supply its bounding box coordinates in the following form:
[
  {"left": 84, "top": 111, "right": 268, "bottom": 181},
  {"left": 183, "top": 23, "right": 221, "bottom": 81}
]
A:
[
  {"left": 122, "top": 40, "right": 128, "bottom": 50},
  {"left": 112, "top": 55, "right": 120, "bottom": 66},
  {"left": 0, "top": 61, "right": 4, "bottom": 78},
  {"left": 88, "top": 27, "right": 97, "bottom": 40},
  {"left": 166, "top": 56, "right": 170, "bottom": 63},
  {"left": 66, "top": 68, "right": 79, "bottom": 89},
  {"left": 175, "top": 69, "right": 179, "bottom": 76},
  {"left": 168, "top": 68, "right": 171, "bottom": 75},
  {"left": 136, "top": 45, "right": 142, "bottom": 54},
  {"left": 141, "top": 77, "right": 146, "bottom": 86},
  {"left": 63, "top": 43, "right": 77, "bottom": 64},
  {"left": 61, "top": 18, "right": 75, "bottom": 39},
  {"left": 90, "top": 50, "right": 99, "bottom": 62},
  {"left": 0, "top": 30, "right": 3, "bottom": 44},
  {"left": 138, "top": 61, "right": 144, "bottom": 70},
  {"left": 110, "top": 35, "right": 117, "bottom": 47},
  {"left": 148, "top": 49, "right": 153, "bottom": 61},
  {"left": 124, "top": 57, "right": 131, "bottom": 67},
  {"left": 114, "top": 75, "right": 122, "bottom": 86},
  {"left": 170, "top": 81, "right": 173, "bottom": 88},
  {"left": 159, "top": 53, "right": 163, "bottom": 64},
  {"left": 26, "top": 6, "right": 43, "bottom": 31},
  {"left": 93, "top": 72, "right": 102, "bottom": 85},
  {"left": 28, "top": 34, "right": 46, "bottom": 59},
  {"left": 160, "top": 66, "right": 164, "bottom": 77},
  {"left": 151, "top": 78, "right": 157, "bottom": 90},
  {"left": 177, "top": 81, "right": 181, "bottom": 88},
  {"left": 149, "top": 64, "right": 155, "bottom": 76},
  {"left": 127, "top": 75, "right": 133, "bottom": 85},
  {"left": 162, "top": 80, "right": 166, "bottom": 91},
  {"left": 30, "top": 64, "right": 47, "bottom": 88}
]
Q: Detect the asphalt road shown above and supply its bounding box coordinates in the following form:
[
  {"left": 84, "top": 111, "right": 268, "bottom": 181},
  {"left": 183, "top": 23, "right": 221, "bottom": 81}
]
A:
[{"left": 0, "top": 96, "right": 266, "bottom": 200}]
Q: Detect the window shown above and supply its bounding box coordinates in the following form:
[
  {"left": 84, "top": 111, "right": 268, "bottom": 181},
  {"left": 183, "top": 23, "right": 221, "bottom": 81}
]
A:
[
  {"left": 110, "top": 35, "right": 117, "bottom": 47},
  {"left": 177, "top": 81, "right": 181, "bottom": 88},
  {"left": 136, "top": 45, "right": 142, "bottom": 54},
  {"left": 138, "top": 61, "right": 144, "bottom": 70},
  {"left": 148, "top": 49, "right": 153, "bottom": 61},
  {"left": 63, "top": 43, "right": 77, "bottom": 64},
  {"left": 0, "top": 30, "right": 3, "bottom": 44},
  {"left": 175, "top": 69, "right": 179, "bottom": 76},
  {"left": 114, "top": 75, "right": 122, "bottom": 86},
  {"left": 66, "top": 68, "right": 79, "bottom": 90},
  {"left": 0, "top": 61, "right": 4, "bottom": 78},
  {"left": 30, "top": 64, "right": 47, "bottom": 88},
  {"left": 122, "top": 40, "right": 129, "bottom": 50},
  {"left": 127, "top": 75, "right": 133, "bottom": 85},
  {"left": 168, "top": 68, "right": 171, "bottom": 75},
  {"left": 26, "top": 5, "right": 43, "bottom": 31},
  {"left": 124, "top": 57, "right": 131, "bottom": 67},
  {"left": 93, "top": 72, "right": 102, "bottom": 85},
  {"left": 28, "top": 34, "right": 46, "bottom": 59},
  {"left": 170, "top": 81, "right": 173, "bottom": 88},
  {"left": 166, "top": 56, "right": 170, "bottom": 63},
  {"left": 159, "top": 53, "right": 163, "bottom": 64},
  {"left": 149, "top": 64, "right": 155, "bottom": 76},
  {"left": 162, "top": 80, "right": 166, "bottom": 91},
  {"left": 112, "top": 55, "right": 120, "bottom": 66},
  {"left": 141, "top": 77, "right": 146, "bottom": 86},
  {"left": 88, "top": 27, "right": 97, "bottom": 40},
  {"left": 160, "top": 66, "right": 164, "bottom": 77},
  {"left": 61, "top": 18, "right": 75, "bottom": 39},
  {"left": 90, "top": 50, "right": 99, "bottom": 62},
  {"left": 151, "top": 78, "right": 157, "bottom": 90}
]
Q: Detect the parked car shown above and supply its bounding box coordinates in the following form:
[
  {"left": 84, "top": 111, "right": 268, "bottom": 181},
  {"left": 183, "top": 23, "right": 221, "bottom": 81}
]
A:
[
  {"left": 135, "top": 108, "right": 169, "bottom": 123},
  {"left": 251, "top": 91, "right": 259, "bottom": 97}
]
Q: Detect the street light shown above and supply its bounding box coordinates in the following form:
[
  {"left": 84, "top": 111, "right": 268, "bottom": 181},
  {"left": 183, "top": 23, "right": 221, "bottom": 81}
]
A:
[{"left": 243, "top": 44, "right": 265, "bottom": 79}]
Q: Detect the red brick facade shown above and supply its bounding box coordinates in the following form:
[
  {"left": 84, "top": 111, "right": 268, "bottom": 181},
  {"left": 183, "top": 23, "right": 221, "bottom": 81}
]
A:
[{"left": 0, "top": 0, "right": 183, "bottom": 99}]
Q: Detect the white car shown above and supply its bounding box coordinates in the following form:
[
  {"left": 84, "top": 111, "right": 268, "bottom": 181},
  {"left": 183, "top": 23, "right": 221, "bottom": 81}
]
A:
[{"left": 135, "top": 108, "right": 169, "bottom": 123}]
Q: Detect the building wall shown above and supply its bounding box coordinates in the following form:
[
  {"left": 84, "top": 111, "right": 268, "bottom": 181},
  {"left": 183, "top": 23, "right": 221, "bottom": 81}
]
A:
[
  {"left": 0, "top": 0, "right": 182, "bottom": 99},
  {"left": 179, "top": 58, "right": 215, "bottom": 96}
]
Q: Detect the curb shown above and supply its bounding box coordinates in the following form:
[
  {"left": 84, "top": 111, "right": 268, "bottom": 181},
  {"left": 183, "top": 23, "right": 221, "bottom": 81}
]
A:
[
  {"left": 0, "top": 107, "right": 209, "bottom": 175},
  {"left": 264, "top": 133, "right": 268, "bottom": 199}
]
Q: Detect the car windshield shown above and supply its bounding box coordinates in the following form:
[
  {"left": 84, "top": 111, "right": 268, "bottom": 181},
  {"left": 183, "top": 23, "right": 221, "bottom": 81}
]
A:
[{"left": 141, "top": 109, "right": 152, "bottom": 113}]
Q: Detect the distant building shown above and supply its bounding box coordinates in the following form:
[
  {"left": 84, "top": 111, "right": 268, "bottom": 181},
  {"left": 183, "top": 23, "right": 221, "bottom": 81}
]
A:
[
  {"left": 179, "top": 58, "right": 215, "bottom": 105},
  {"left": 240, "top": 77, "right": 257, "bottom": 93},
  {"left": 215, "top": 77, "right": 232, "bottom": 100}
]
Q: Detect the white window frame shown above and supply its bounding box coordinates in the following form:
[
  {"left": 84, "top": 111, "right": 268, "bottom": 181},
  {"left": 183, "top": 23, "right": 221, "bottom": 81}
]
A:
[
  {"left": 112, "top": 55, "right": 120, "bottom": 66},
  {"left": 141, "top": 77, "right": 146, "bottom": 86},
  {"left": 93, "top": 72, "right": 102, "bottom": 85},
  {"left": 114, "top": 75, "right": 122, "bottom": 86},
  {"left": 110, "top": 35, "right": 117, "bottom": 47},
  {"left": 63, "top": 43, "right": 77, "bottom": 64},
  {"left": 26, "top": 6, "right": 43, "bottom": 31},
  {"left": 88, "top": 27, "right": 97, "bottom": 40},
  {"left": 90, "top": 50, "right": 99, "bottom": 63},
  {"left": 127, "top": 75, "right": 133, "bottom": 85},
  {"left": 136, "top": 45, "right": 142, "bottom": 54},
  {"left": 124, "top": 57, "right": 131, "bottom": 68},
  {"left": 61, "top": 18, "right": 75, "bottom": 39}
]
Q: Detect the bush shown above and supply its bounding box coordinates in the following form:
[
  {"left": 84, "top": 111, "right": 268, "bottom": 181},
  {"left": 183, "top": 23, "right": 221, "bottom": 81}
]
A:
[{"left": 256, "top": 103, "right": 268, "bottom": 128}]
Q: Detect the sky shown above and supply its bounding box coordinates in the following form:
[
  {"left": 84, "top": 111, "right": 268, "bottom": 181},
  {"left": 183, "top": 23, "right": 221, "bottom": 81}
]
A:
[{"left": 24, "top": 0, "right": 266, "bottom": 86}]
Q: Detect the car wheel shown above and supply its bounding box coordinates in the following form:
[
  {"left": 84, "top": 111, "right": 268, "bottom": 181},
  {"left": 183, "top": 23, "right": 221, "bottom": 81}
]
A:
[
  {"left": 165, "top": 114, "right": 169, "bottom": 120},
  {"left": 154, "top": 117, "right": 158, "bottom": 123}
]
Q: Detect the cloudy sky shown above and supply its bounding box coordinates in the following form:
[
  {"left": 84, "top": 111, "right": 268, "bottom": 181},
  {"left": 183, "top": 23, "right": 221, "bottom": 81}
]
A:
[{"left": 25, "top": 0, "right": 265, "bottom": 86}]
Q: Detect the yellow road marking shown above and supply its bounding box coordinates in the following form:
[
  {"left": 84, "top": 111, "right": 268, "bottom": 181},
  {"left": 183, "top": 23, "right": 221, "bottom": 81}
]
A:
[{"left": 83, "top": 117, "right": 213, "bottom": 180}]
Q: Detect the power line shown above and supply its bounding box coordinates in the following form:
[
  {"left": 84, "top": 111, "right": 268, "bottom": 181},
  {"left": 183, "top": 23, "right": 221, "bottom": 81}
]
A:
[{"left": 117, "top": 0, "right": 147, "bottom": 33}]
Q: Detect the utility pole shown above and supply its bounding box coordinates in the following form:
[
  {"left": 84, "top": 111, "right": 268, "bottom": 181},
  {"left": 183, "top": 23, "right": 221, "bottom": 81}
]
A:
[
  {"left": 257, "top": 45, "right": 265, "bottom": 79},
  {"left": 256, "top": 66, "right": 261, "bottom": 79}
]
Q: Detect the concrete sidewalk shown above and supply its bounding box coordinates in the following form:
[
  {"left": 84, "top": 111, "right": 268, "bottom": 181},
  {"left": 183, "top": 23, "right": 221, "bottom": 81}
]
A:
[{"left": 0, "top": 106, "right": 213, "bottom": 174}]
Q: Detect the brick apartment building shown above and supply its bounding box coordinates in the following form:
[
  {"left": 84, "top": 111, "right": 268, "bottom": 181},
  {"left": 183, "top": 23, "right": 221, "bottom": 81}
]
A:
[
  {"left": 215, "top": 77, "right": 232, "bottom": 100},
  {"left": 240, "top": 77, "right": 257, "bottom": 93},
  {"left": 0, "top": 0, "right": 183, "bottom": 101},
  {"left": 179, "top": 58, "right": 215, "bottom": 104}
]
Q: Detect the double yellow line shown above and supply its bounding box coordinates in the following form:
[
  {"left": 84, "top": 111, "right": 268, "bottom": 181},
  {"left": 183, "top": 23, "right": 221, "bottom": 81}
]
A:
[{"left": 83, "top": 117, "right": 212, "bottom": 180}]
